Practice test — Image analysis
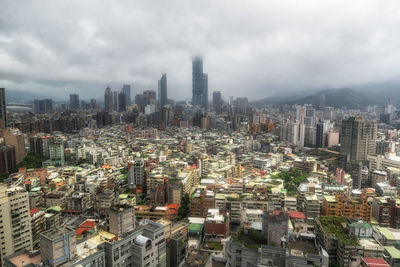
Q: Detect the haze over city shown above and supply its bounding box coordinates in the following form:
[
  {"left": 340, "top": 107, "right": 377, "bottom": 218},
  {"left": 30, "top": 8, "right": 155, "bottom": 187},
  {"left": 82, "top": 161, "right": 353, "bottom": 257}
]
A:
[
  {"left": 2, "top": 2, "right": 400, "bottom": 267},
  {"left": 2, "top": 0, "right": 400, "bottom": 100}
]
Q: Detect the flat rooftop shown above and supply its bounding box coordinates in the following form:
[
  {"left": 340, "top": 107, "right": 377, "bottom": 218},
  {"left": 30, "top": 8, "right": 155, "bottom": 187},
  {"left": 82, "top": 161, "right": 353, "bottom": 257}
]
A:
[
  {"left": 6, "top": 252, "right": 41, "bottom": 267},
  {"left": 287, "top": 240, "right": 318, "bottom": 256}
]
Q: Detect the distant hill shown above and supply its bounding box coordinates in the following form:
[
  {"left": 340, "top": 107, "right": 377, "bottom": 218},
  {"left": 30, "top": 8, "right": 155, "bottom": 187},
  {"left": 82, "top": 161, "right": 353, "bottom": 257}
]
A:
[
  {"left": 5, "top": 89, "right": 44, "bottom": 103},
  {"left": 252, "top": 88, "right": 388, "bottom": 108}
]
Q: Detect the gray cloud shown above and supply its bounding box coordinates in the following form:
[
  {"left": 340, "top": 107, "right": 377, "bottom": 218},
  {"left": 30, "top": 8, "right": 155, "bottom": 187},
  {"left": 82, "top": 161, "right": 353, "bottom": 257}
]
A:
[{"left": 1, "top": 0, "right": 400, "bottom": 101}]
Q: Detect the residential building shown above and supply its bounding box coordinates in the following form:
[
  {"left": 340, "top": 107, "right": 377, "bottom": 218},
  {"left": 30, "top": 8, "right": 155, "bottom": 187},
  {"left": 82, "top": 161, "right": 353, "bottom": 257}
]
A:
[
  {"left": 107, "top": 205, "right": 135, "bottom": 236},
  {"left": 322, "top": 194, "right": 372, "bottom": 222}
]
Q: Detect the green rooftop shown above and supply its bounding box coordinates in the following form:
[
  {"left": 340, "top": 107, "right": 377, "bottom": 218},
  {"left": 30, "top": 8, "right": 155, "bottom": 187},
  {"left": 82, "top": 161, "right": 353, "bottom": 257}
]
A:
[
  {"left": 188, "top": 223, "right": 203, "bottom": 233},
  {"left": 324, "top": 195, "right": 337, "bottom": 203},
  {"left": 319, "top": 216, "right": 359, "bottom": 246},
  {"left": 376, "top": 226, "right": 396, "bottom": 240},
  {"left": 384, "top": 246, "right": 400, "bottom": 259},
  {"left": 47, "top": 206, "right": 62, "bottom": 212}
]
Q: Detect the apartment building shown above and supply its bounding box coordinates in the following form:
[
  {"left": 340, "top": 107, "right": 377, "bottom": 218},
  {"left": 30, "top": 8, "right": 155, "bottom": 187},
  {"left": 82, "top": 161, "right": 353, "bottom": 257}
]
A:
[{"left": 322, "top": 194, "right": 372, "bottom": 222}]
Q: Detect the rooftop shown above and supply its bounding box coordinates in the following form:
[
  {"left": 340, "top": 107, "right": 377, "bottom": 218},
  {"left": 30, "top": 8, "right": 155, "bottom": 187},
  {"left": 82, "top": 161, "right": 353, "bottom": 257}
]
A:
[{"left": 384, "top": 246, "right": 400, "bottom": 259}]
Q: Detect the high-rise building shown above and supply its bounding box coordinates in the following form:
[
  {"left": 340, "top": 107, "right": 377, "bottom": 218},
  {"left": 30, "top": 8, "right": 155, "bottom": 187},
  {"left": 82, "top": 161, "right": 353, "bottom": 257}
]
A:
[
  {"left": 122, "top": 84, "right": 131, "bottom": 106},
  {"left": 192, "top": 57, "right": 208, "bottom": 110},
  {"left": 33, "top": 99, "right": 53, "bottom": 114},
  {"left": 135, "top": 94, "right": 144, "bottom": 113},
  {"left": 104, "top": 86, "right": 113, "bottom": 112},
  {"left": 0, "top": 88, "right": 6, "bottom": 128},
  {"left": 159, "top": 73, "right": 168, "bottom": 108},
  {"left": 128, "top": 159, "right": 145, "bottom": 189},
  {"left": 0, "top": 185, "right": 12, "bottom": 266},
  {"left": 118, "top": 91, "right": 126, "bottom": 112},
  {"left": 90, "top": 98, "right": 97, "bottom": 109},
  {"left": 0, "top": 146, "right": 16, "bottom": 173},
  {"left": 143, "top": 90, "right": 157, "bottom": 111},
  {"left": 69, "top": 94, "right": 80, "bottom": 110},
  {"left": 315, "top": 121, "right": 334, "bottom": 148},
  {"left": 212, "top": 91, "right": 223, "bottom": 114},
  {"left": 341, "top": 117, "right": 377, "bottom": 164},
  {"left": 1, "top": 128, "right": 26, "bottom": 164},
  {"left": 113, "top": 91, "right": 119, "bottom": 111},
  {"left": 0, "top": 186, "right": 33, "bottom": 265},
  {"left": 49, "top": 142, "right": 65, "bottom": 166}
]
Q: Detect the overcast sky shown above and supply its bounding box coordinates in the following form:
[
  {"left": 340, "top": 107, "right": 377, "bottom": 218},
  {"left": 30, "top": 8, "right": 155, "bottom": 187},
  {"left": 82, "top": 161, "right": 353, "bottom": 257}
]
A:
[{"left": 1, "top": 0, "right": 400, "bottom": 101}]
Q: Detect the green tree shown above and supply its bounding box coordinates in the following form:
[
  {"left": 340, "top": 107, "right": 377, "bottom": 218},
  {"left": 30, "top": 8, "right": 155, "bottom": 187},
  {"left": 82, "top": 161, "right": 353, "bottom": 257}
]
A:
[
  {"left": 176, "top": 193, "right": 190, "bottom": 220},
  {"left": 0, "top": 173, "right": 9, "bottom": 182},
  {"left": 16, "top": 153, "right": 47, "bottom": 170}
]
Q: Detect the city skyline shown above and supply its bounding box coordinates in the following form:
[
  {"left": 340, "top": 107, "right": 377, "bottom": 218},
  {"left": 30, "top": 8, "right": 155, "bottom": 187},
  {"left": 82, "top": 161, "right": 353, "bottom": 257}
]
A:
[{"left": 3, "top": 1, "right": 400, "bottom": 100}]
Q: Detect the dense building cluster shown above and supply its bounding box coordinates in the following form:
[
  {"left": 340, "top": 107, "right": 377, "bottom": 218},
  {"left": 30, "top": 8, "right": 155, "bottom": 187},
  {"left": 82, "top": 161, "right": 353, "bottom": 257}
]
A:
[{"left": 1, "top": 58, "right": 400, "bottom": 267}]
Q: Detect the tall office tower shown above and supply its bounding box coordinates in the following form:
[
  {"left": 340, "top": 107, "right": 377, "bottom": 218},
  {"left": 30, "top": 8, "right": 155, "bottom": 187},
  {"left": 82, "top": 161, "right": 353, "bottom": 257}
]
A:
[
  {"left": 143, "top": 90, "right": 157, "bottom": 110},
  {"left": 192, "top": 57, "right": 208, "bottom": 110},
  {"left": 158, "top": 73, "right": 168, "bottom": 108},
  {"left": 90, "top": 98, "right": 97, "bottom": 109},
  {"left": 33, "top": 99, "right": 53, "bottom": 114},
  {"left": 122, "top": 84, "right": 131, "bottom": 106},
  {"left": 235, "top": 97, "right": 249, "bottom": 115},
  {"left": 135, "top": 94, "right": 144, "bottom": 113},
  {"left": 104, "top": 86, "right": 113, "bottom": 112},
  {"left": 113, "top": 91, "right": 119, "bottom": 111},
  {"left": 341, "top": 117, "right": 377, "bottom": 188},
  {"left": 118, "top": 91, "right": 126, "bottom": 112},
  {"left": 315, "top": 121, "right": 334, "bottom": 148},
  {"left": 213, "top": 91, "right": 222, "bottom": 114},
  {"left": 69, "top": 94, "right": 80, "bottom": 110},
  {"left": 341, "top": 117, "right": 377, "bottom": 163},
  {"left": 202, "top": 73, "right": 208, "bottom": 110},
  {"left": 0, "top": 88, "right": 6, "bottom": 128}
]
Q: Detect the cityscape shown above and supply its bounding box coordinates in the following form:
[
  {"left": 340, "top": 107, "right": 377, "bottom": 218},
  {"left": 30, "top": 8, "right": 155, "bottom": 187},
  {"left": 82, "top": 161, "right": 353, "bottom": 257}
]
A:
[{"left": 2, "top": 1, "right": 400, "bottom": 267}]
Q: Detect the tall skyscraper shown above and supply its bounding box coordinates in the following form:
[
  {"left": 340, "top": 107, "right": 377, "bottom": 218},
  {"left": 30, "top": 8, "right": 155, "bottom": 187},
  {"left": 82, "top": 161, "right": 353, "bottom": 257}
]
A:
[
  {"left": 33, "top": 99, "right": 53, "bottom": 114},
  {"left": 118, "top": 92, "right": 126, "bottom": 112},
  {"left": 104, "top": 86, "right": 113, "bottom": 112},
  {"left": 341, "top": 117, "right": 377, "bottom": 188},
  {"left": 158, "top": 73, "right": 167, "bottom": 108},
  {"left": 113, "top": 91, "right": 119, "bottom": 111},
  {"left": 341, "top": 117, "right": 377, "bottom": 163},
  {"left": 122, "top": 84, "right": 131, "bottom": 106},
  {"left": 213, "top": 91, "right": 222, "bottom": 114},
  {"left": 192, "top": 57, "right": 208, "bottom": 110},
  {"left": 69, "top": 94, "right": 80, "bottom": 110},
  {"left": 0, "top": 88, "right": 6, "bottom": 128}
]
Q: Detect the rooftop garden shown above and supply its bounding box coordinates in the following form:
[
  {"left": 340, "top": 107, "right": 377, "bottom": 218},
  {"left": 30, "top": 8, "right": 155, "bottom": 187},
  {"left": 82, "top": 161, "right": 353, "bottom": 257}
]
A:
[
  {"left": 270, "top": 168, "right": 309, "bottom": 196},
  {"left": 231, "top": 228, "right": 267, "bottom": 250},
  {"left": 319, "top": 216, "right": 359, "bottom": 246}
]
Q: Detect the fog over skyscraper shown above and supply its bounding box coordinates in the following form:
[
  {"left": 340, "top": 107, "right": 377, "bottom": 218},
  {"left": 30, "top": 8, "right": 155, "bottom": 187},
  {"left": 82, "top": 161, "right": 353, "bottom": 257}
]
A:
[{"left": 192, "top": 57, "right": 208, "bottom": 110}]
